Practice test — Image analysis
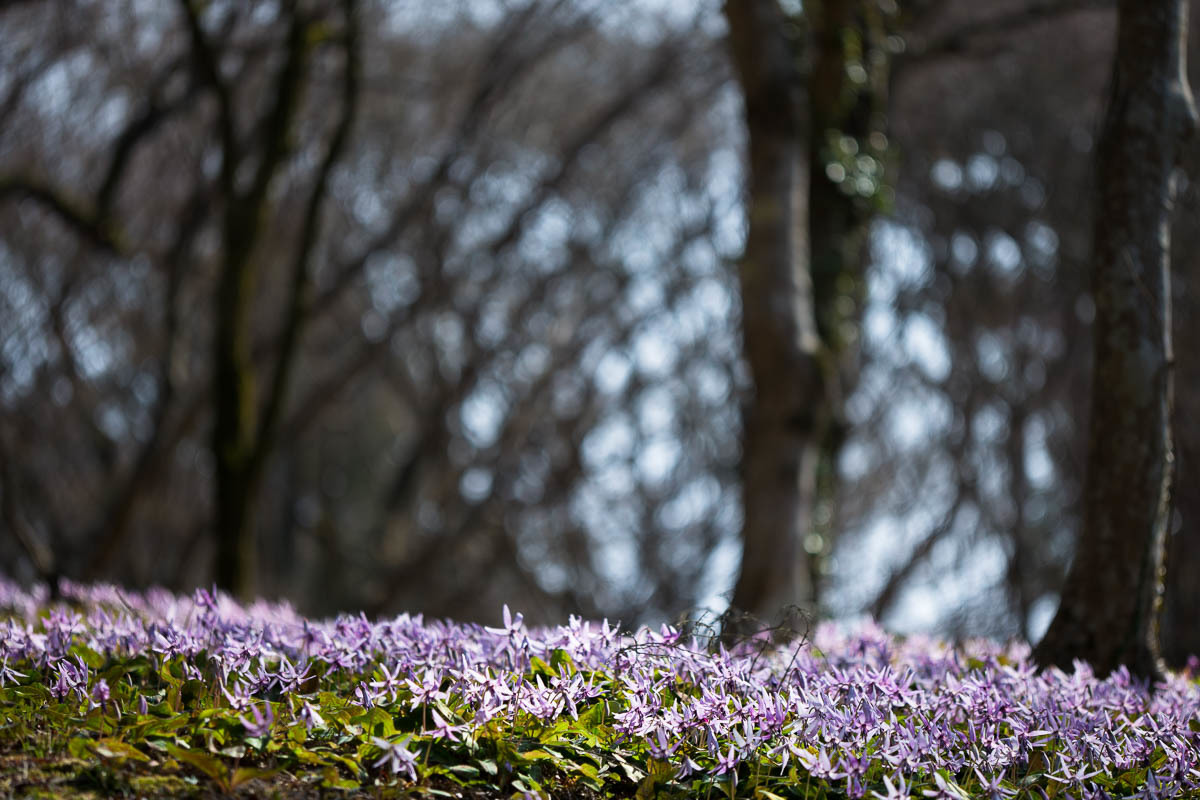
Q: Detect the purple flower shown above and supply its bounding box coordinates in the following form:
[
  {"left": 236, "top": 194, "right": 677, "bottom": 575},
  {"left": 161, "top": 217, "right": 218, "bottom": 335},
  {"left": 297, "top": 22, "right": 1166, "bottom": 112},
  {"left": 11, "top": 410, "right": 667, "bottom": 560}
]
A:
[
  {"left": 1048, "top": 756, "right": 1103, "bottom": 791},
  {"left": 371, "top": 735, "right": 418, "bottom": 781},
  {"left": 484, "top": 605, "right": 524, "bottom": 638},
  {"left": 50, "top": 656, "right": 87, "bottom": 701},
  {"left": 221, "top": 679, "right": 254, "bottom": 711},
  {"left": 354, "top": 680, "right": 377, "bottom": 709},
  {"left": 922, "top": 772, "right": 970, "bottom": 800},
  {"left": 192, "top": 585, "right": 218, "bottom": 611},
  {"left": 0, "top": 655, "right": 26, "bottom": 687},
  {"left": 425, "top": 709, "right": 464, "bottom": 742},
  {"left": 715, "top": 743, "right": 740, "bottom": 788},
  {"left": 0, "top": 576, "right": 1196, "bottom": 800},
  {"left": 973, "top": 768, "right": 1017, "bottom": 800},
  {"left": 407, "top": 669, "right": 447, "bottom": 709},
  {"left": 872, "top": 773, "right": 913, "bottom": 800},
  {"left": 89, "top": 678, "right": 110, "bottom": 706},
  {"left": 275, "top": 655, "right": 313, "bottom": 692},
  {"left": 237, "top": 701, "right": 274, "bottom": 738},
  {"left": 294, "top": 698, "right": 324, "bottom": 731},
  {"left": 369, "top": 662, "right": 405, "bottom": 704}
]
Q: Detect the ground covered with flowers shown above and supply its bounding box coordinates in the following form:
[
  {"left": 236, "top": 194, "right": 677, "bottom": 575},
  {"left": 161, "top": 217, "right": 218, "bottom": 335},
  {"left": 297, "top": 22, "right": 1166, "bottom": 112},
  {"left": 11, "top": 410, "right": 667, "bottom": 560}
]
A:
[{"left": 0, "top": 580, "right": 1197, "bottom": 799}]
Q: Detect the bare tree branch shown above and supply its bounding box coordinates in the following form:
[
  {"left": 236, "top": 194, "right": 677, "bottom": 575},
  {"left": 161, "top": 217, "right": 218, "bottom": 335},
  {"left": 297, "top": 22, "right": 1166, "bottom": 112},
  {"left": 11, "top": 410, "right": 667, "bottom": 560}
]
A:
[
  {"left": 251, "top": 0, "right": 361, "bottom": 482},
  {"left": 898, "top": 0, "right": 1112, "bottom": 69},
  {"left": 179, "top": 0, "right": 237, "bottom": 196},
  {"left": 96, "top": 58, "right": 195, "bottom": 223},
  {"left": 84, "top": 179, "right": 212, "bottom": 579},
  {"left": 0, "top": 177, "right": 124, "bottom": 254}
]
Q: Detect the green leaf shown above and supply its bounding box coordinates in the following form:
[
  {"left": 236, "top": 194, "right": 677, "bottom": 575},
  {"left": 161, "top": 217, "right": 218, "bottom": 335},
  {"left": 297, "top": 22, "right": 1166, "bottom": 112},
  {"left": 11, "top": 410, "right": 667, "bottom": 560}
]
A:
[
  {"left": 164, "top": 742, "right": 228, "bottom": 784},
  {"left": 433, "top": 698, "right": 461, "bottom": 722},
  {"left": 349, "top": 706, "right": 395, "bottom": 738},
  {"left": 517, "top": 748, "right": 555, "bottom": 763},
  {"left": 575, "top": 762, "right": 601, "bottom": 788},
  {"left": 613, "top": 754, "right": 645, "bottom": 782},
  {"left": 68, "top": 736, "right": 93, "bottom": 759},
  {"left": 292, "top": 746, "right": 330, "bottom": 766},
  {"left": 328, "top": 752, "right": 363, "bottom": 774},
  {"left": 549, "top": 648, "right": 575, "bottom": 674},
  {"left": 321, "top": 766, "right": 361, "bottom": 790},
  {"left": 159, "top": 658, "right": 184, "bottom": 687},
  {"left": 70, "top": 644, "right": 105, "bottom": 669},
  {"left": 93, "top": 737, "right": 151, "bottom": 763},
  {"left": 447, "top": 763, "right": 481, "bottom": 779},
  {"left": 635, "top": 759, "right": 675, "bottom": 800}
]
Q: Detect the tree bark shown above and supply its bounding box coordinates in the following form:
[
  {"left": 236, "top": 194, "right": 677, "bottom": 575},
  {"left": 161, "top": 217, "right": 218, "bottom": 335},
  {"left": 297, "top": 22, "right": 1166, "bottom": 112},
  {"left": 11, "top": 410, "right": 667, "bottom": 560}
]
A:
[
  {"left": 805, "top": 0, "right": 891, "bottom": 603},
  {"left": 1162, "top": 473, "right": 1200, "bottom": 668},
  {"left": 1163, "top": 276, "right": 1200, "bottom": 667},
  {"left": 200, "top": 0, "right": 359, "bottom": 597},
  {"left": 724, "top": 0, "right": 822, "bottom": 626},
  {"left": 1033, "top": 0, "right": 1196, "bottom": 680},
  {"left": 724, "top": 0, "right": 890, "bottom": 627},
  {"left": 210, "top": 6, "right": 310, "bottom": 598}
]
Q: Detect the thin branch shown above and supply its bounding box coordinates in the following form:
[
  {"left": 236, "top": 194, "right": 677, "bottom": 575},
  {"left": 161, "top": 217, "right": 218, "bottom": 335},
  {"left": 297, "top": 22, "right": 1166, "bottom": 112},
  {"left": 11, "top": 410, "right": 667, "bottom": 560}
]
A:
[
  {"left": 0, "top": 177, "right": 124, "bottom": 254},
  {"left": 281, "top": 42, "right": 695, "bottom": 441},
  {"left": 251, "top": 0, "right": 360, "bottom": 480},
  {"left": 42, "top": 269, "right": 120, "bottom": 471},
  {"left": 0, "top": 432, "right": 56, "bottom": 582},
  {"left": 96, "top": 58, "right": 195, "bottom": 223},
  {"left": 365, "top": 207, "right": 715, "bottom": 616},
  {"left": 306, "top": 7, "right": 597, "bottom": 322},
  {"left": 242, "top": 6, "right": 310, "bottom": 226},
  {"left": 869, "top": 489, "right": 970, "bottom": 620},
  {"left": 83, "top": 181, "right": 211, "bottom": 579},
  {"left": 0, "top": 50, "right": 54, "bottom": 129},
  {"left": 897, "top": 0, "right": 1112, "bottom": 70},
  {"left": 179, "top": 0, "right": 238, "bottom": 196}
]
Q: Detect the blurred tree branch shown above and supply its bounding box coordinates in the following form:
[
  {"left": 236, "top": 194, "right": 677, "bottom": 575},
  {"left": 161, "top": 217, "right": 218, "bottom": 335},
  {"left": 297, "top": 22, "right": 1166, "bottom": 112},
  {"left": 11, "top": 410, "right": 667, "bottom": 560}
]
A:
[
  {"left": 251, "top": 0, "right": 361, "bottom": 492},
  {"left": 84, "top": 181, "right": 212, "bottom": 579},
  {"left": 898, "top": 0, "right": 1112, "bottom": 69},
  {"left": 202, "top": 1, "right": 318, "bottom": 596},
  {"left": 0, "top": 177, "right": 124, "bottom": 254}
]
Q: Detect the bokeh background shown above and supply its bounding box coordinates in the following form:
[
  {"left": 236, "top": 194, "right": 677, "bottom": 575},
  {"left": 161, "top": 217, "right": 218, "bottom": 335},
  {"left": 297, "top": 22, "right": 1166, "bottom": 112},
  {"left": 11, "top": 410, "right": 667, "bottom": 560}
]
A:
[{"left": 0, "top": 0, "right": 1196, "bottom": 664}]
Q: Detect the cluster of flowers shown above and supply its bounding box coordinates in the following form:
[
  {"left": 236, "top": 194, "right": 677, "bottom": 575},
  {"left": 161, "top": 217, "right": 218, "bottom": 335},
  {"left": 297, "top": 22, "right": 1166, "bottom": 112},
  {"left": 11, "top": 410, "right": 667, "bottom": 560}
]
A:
[{"left": 1, "top": 577, "right": 1198, "bottom": 799}]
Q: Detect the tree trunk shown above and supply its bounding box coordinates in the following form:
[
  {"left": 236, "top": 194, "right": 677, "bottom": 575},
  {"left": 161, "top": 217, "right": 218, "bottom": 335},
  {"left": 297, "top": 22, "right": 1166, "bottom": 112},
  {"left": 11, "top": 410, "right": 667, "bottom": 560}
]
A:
[
  {"left": 724, "top": 0, "right": 822, "bottom": 626},
  {"left": 1033, "top": 0, "right": 1196, "bottom": 680},
  {"left": 1162, "top": 478, "right": 1200, "bottom": 667},
  {"left": 203, "top": 3, "right": 325, "bottom": 599},
  {"left": 211, "top": 206, "right": 262, "bottom": 596},
  {"left": 1163, "top": 275, "right": 1200, "bottom": 667},
  {"left": 805, "top": 0, "right": 891, "bottom": 603}
]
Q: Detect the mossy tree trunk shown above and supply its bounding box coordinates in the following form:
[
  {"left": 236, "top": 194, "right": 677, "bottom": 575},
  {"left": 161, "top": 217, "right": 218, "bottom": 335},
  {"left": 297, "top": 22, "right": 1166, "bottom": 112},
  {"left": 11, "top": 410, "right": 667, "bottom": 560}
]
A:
[
  {"left": 804, "top": 0, "right": 892, "bottom": 602},
  {"left": 724, "top": 0, "right": 890, "bottom": 627},
  {"left": 1033, "top": 0, "right": 1197, "bottom": 680},
  {"left": 184, "top": 0, "right": 360, "bottom": 597},
  {"left": 724, "top": 0, "right": 822, "bottom": 626}
]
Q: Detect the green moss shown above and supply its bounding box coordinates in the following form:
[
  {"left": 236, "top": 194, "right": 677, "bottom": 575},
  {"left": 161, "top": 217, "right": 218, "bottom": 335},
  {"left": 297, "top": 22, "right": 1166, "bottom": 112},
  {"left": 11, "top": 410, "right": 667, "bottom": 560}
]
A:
[
  {"left": 0, "top": 757, "right": 84, "bottom": 798},
  {"left": 128, "top": 774, "right": 201, "bottom": 798},
  {"left": 0, "top": 755, "right": 204, "bottom": 800}
]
